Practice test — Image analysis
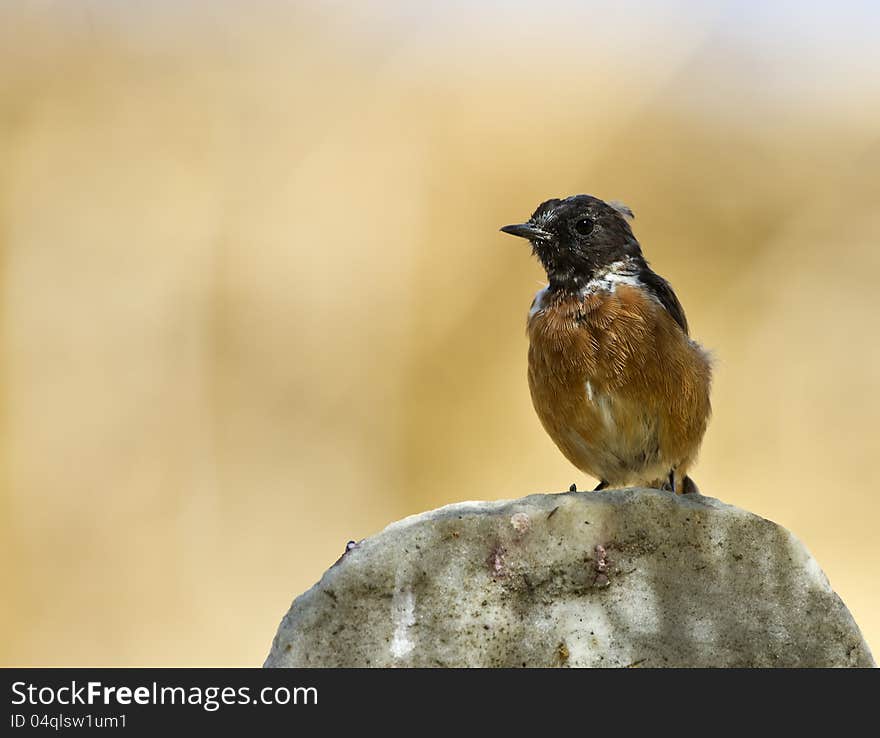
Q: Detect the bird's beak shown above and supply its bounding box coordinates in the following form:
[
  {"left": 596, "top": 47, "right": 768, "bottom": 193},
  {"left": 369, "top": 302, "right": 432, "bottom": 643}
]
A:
[{"left": 500, "top": 222, "right": 552, "bottom": 241}]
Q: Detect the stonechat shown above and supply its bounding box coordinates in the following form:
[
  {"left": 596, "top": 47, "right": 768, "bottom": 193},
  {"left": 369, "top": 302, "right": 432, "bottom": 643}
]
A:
[{"left": 501, "top": 195, "right": 712, "bottom": 493}]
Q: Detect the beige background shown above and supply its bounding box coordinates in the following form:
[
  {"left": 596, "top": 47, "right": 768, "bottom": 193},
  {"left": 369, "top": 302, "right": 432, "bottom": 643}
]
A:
[{"left": 1, "top": 2, "right": 877, "bottom": 665}]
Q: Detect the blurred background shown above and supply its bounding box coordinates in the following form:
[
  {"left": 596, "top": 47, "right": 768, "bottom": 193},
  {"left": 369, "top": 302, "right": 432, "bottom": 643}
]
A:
[{"left": 1, "top": 0, "right": 878, "bottom": 666}]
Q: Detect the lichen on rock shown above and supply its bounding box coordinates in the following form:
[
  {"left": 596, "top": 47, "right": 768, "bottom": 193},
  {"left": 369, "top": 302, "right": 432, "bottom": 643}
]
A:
[{"left": 264, "top": 488, "right": 874, "bottom": 668}]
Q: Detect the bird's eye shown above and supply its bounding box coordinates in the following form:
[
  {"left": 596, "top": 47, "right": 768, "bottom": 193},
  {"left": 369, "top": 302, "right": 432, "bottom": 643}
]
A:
[{"left": 573, "top": 217, "right": 594, "bottom": 236}]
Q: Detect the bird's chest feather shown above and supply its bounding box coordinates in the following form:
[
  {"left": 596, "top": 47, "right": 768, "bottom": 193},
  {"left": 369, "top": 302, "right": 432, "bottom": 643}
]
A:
[
  {"left": 527, "top": 283, "right": 658, "bottom": 391},
  {"left": 526, "top": 283, "right": 664, "bottom": 466}
]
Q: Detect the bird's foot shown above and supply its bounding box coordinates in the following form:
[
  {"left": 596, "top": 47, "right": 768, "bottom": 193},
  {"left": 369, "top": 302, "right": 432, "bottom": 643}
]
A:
[{"left": 593, "top": 480, "right": 609, "bottom": 491}]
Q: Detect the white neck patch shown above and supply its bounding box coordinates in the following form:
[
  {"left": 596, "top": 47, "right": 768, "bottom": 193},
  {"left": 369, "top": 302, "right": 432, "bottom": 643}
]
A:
[
  {"left": 529, "top": 260, "right": 655, "bottom": 319},
  {"left": 579, "top": 260, "right": 642, "bottom": 296},
  {"left": 529, "top": 286, "right": 551, "bottom": 318}
]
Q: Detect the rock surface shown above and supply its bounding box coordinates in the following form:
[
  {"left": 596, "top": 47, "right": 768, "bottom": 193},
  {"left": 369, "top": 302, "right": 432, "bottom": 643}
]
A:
[{"left": 264, "top": 488, "right": 874, "bottom": 668}]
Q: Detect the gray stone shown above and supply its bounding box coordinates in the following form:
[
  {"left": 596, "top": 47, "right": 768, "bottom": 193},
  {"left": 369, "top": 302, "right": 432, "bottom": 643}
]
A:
[{"left": 264, "top": 488, "right": 874, "bottom": 668}]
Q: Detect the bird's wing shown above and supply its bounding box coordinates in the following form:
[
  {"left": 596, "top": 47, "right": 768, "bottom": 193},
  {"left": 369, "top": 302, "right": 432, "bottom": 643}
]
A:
[{"left": 637, "top": 267, "right": 689, "bottom": 336}]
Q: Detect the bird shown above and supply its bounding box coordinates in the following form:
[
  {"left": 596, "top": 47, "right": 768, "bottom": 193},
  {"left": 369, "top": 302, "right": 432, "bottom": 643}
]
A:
[{"left": 500, "top": 194, "right": 712, "bottom": 494}]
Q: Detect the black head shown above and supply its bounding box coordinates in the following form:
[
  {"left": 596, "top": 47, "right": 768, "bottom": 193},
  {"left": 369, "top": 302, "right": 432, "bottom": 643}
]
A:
[{"left": 500, "top": 194, "right": 643, "bottom": 291}]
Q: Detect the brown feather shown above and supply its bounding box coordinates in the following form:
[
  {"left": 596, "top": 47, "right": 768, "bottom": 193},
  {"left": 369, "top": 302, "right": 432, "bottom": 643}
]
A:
[{"left": 527, "top": 284, "right": 712, "bottom": 491}]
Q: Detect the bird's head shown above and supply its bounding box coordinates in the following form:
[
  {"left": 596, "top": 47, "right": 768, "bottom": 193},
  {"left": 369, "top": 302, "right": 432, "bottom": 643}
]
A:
[{"left": 501, "top": 194, "right": 642, "bottom": 291}]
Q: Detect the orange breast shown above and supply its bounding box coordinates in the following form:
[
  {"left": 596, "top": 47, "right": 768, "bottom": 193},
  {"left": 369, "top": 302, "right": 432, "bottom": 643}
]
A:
[{"left": 527, "top": 283, "right": 711, "bottom": 486}]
